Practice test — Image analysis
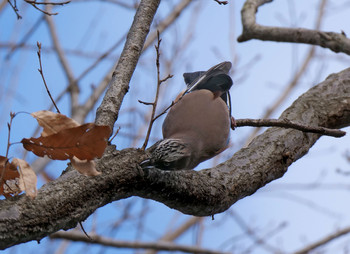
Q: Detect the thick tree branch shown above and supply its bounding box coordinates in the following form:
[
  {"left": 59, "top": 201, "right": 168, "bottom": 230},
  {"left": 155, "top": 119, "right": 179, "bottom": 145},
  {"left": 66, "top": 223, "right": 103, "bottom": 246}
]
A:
[
  {"left": 95, "top": 0, "right": 161, "bottom": 129},
  {"left": 0, "top": 68, "right": 349, "bottom": 249},
  {"left": 238, "top": 0, "right": 350, "bottom": 55}
]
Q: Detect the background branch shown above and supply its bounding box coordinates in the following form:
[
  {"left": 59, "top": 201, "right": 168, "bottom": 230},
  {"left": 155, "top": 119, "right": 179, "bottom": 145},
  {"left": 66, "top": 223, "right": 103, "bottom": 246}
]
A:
[
  {"left": 293, "top": 226, "right": 350, "bottom": 254},
  {"left": 238, "top": 0, "right": 350, "bottom": 55},
  {"left": 235, "top": 118, "right": 346, "bottom": 137},
  {"left": 50, "top": 231, "right": 229, "bottom": 254},
  {"left": 95, "top": 0, "right": 161, "bottom": 129}
]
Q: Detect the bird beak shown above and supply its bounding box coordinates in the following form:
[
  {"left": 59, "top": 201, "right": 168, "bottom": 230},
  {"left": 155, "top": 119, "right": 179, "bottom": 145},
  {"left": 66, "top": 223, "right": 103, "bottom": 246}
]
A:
[{"left": 139, "top": 159, "right": 154, "bottom": 170}]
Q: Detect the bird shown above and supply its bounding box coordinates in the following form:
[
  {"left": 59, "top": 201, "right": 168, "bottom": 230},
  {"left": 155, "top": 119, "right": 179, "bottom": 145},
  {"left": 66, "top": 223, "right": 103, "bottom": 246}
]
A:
[{"left": 141, "top": 61, "right": 234, "bottom": 171}]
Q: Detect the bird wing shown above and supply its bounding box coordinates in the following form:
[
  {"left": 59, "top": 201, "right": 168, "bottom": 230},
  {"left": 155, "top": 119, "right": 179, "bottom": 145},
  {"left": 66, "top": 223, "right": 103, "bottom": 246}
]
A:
[
  {"left": 184, "top": 61, "right": 232, "bottom": 94},
  {"left": 182, "top": 61, "right": 233, "bottom": 117}
]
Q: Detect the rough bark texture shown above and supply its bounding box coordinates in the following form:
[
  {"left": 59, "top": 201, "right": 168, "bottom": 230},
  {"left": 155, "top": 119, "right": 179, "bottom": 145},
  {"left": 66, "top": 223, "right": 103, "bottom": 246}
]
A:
[
  {"left": 1, "top": 68, "right": 349, "bottom": 249},
  {"left": 95, "top": 0, "right": 161, "bottom": 129},
  {"left": 238, "top": 0, "right": 350, "bottom": 55}
]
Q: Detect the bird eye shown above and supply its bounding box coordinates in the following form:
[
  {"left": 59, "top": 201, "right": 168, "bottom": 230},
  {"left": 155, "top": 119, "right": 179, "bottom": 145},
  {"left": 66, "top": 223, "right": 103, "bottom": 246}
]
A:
[{"left": 163, "top": 162, "right": 171, "bottom": 167}]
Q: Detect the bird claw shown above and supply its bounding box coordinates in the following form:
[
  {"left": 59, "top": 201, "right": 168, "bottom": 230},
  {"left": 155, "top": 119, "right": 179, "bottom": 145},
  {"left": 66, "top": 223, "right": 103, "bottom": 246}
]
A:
[{"left": 139, "top": 159, "right": 154, "bottom": 170}]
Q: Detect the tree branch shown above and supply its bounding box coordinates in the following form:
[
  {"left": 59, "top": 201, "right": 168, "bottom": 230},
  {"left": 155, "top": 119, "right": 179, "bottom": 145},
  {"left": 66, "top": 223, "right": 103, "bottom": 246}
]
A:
[
  {"left": 293, "top": 225, "right": 350, "bottom": 254},
  {"left": 238, "top": 0, "right": 350, "bottom": 55},
  {"left": 245, "top": 0, "right": 327, "bottom": 141},
  {"left": 95, "top": 0, "right": 161, "bottom": 129},
  {"left": 50, "top": 231, "right": 229, "bottom": 254},
  {"left": 141, "top": 32, "right": 173, "bottom": 150},
  {"left": 235, "top": 118, "right": 345, "bottom": 137},
  {"left": 0, "top": 68, "right": 349, "bottom": 249}
]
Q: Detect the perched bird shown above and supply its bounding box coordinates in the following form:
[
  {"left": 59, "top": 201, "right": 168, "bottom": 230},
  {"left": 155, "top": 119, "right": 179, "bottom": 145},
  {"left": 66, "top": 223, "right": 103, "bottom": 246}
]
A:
[{"left": 141, "top": 61, "right": 233, "bottom": 171}]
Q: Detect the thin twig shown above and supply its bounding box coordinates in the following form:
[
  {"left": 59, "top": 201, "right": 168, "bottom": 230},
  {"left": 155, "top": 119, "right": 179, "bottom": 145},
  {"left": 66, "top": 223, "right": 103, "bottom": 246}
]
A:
[
  {"left": 1, "top": 112, "right": 16, "bottom": 190},
  {"left": 7, "top": 0, "right": 22, "bottom": 19},
  {"left": 293, "top": 226, "right": 350, "bottom": 254},
  {"left": 24, "top": 0, "right": 70, "bottom": 16},
  {"left": 153, "top": 101, "right": 175, "bottom": 122},
  {"left": 5, "top": 112, "right": 16, "bottom": 159},
  {"left": 25, "top": 0, "right": 70, "bottom": 5},
  {"left": 229, "top": 210, "right": 283, "bottom": 253},
  {"left": 141, "top": 31, "right": 173, "bottom": 150},
  {"left": 109, "top": 126, "right": 121, "bottom": 143},
  {"left": 138, "top": 100, "right": 154, "bottom": 106},
  {"left": 235, "top": 118, "right": 345, "bottom": 138},
  {"left": 214, "top": 0, "right": 228, "bottom": 5},
  {"left": 27, "top": 2, "right": 58, "bottom": 15},
  {"left": 36, "top": 42, "right": 61, "bottom": 113}
]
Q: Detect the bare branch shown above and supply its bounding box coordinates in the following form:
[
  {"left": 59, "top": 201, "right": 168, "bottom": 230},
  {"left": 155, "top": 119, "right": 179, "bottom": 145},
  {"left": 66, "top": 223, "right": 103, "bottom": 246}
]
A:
[
  {"left": 244, "top": 0, "right": 327, "bottom": 141},
  {"left": 24, "top": 0, "right": 70, "bottom": 16},
  {"left": 25, "top": 0, "right": 70, "bottom": 5},
  {"left": 6, "top": 0, "right": 22, "bottom": 19},
  {"left": 95, "top": 0, "right": 161, "bottom": 129},
  {"left": 229, "top": 210, "right": 282, "bottom": 253},
  {"left": 138, "top": 100, "right": 154, "bottom": 106},
  {"left": 236, "top": 118, "right": 346, "bottom": 138},
  {"left": 293, "top": 226, "right": 350, "bottom": 254},
  {"left": 144, "top": 216, "right": 204, "bottom": 254},
  {"left": 50, "top": 231, "right": 229, "bottom": 254},
  {"left": 214, "top": 0, "right": 228, "bottom": 5},
  {"left": 0, "top": 112, "right": 16, "bottom": 188},
  {"left": 238, "top": 0, "right": 350, "bottom": 55},
  {"left": 142, "top": 32, "right": 173, "bottom": 150},
  {"left": 153, "top": 98, "right": 176, "bottom": 121},
  {"left": 36, "top": 42, "right": 61, "bottom": 113}
]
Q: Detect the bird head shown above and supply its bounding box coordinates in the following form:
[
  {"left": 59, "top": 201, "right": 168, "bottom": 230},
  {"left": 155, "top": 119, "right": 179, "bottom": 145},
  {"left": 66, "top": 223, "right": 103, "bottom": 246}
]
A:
[{"left": 140, "top": 139, "right": 192, "bottom": 171}]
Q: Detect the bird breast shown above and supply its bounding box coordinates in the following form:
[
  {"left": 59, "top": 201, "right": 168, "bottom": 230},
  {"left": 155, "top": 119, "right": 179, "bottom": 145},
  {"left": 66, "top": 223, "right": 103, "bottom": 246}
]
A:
[{"left": 162, "top": 89, "right": 230, "bottom": 162}]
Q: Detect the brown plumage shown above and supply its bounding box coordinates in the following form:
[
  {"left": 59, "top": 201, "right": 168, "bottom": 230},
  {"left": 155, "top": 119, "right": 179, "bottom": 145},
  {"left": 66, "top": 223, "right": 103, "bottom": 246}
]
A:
[
  {"left": 141, "top": 61, "right": 233, "bottom": 170},
  {"left": 161, "top": 89, "right": 230, "bottom": 169}
]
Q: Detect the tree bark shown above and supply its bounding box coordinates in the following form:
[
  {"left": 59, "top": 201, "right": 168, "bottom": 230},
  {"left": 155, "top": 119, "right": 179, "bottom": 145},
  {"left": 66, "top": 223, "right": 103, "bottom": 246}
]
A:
[
  {"left": 1, "top": 67, "right": 349, "bottom": 249},
  {"left": 238, "top": 0, "right": 350, "bottom": 55},
  {"left": 95, "top": 0, "right": 161, "bottom": 129}
]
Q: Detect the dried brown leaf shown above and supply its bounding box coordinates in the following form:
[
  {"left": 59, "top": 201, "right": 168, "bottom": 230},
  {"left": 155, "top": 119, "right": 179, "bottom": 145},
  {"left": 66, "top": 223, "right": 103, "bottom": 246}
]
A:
[
  {"left": 12, "top": 158, "right": 37, "bottom": 199},
  {"left": 31, "top": 110, "right": 79, "bottom": 137},
  {"left": 0, "top": 156, "right": 21, "bottom": 198},
  {"left": 22, "top": 123, "right": 111, "bottom": 160},
  {"left": 70, "top": 156, "right": 101, "bottom": 176}
]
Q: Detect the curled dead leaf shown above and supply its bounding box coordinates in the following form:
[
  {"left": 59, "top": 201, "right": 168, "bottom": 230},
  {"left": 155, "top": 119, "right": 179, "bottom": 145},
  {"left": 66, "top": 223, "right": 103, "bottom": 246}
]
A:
[
  {"left": 12, "top": 158, "right": 37, "bottom": 199},
  {"left": 31, "top": 110, "right": 79, "bottom": 137},
  {"left": 22, "top": 123, "right": 111, "bottom": 160},
  {"left": 23, "top": 111, "right": 111, "bottom": 176},
  {"left": 0, "top": 156, "right": 21, "bottom": 198}
]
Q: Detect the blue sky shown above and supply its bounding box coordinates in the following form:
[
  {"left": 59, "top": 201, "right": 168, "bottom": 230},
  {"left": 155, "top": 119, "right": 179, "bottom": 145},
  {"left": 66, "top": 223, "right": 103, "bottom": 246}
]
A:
[{"left": 1, "top": 0, "right": 350, "bottom": 253}]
